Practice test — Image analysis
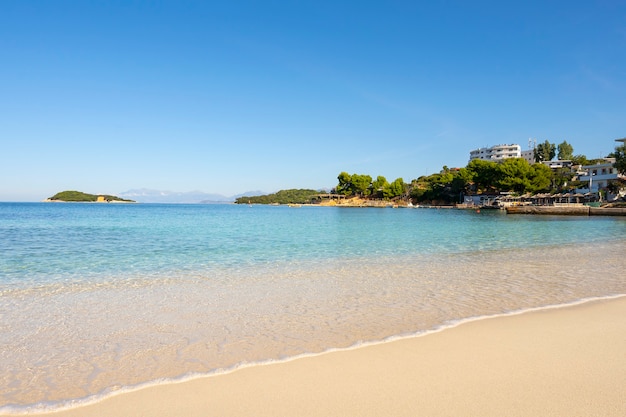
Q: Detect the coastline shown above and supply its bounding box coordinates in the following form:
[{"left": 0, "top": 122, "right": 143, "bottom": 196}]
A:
[{"left": 12, "top": 295, "right": 626, "bottom": 417}]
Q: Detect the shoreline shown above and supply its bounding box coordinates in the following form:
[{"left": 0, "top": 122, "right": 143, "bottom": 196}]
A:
[{"left": 6, "top": 295, "right": 625, "bottom": 417}]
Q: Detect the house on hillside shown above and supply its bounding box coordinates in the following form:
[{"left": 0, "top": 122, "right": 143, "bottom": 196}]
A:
[{"left": 576, "top": 158, "right": 622, "bottom": 199}]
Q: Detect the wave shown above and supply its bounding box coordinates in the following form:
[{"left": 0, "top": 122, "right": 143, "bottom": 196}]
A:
[{"left": 2, "top": 294, "right": 624, "bottom": 415}]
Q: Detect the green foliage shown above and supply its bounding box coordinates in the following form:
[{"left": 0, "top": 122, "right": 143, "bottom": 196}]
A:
[
  {"left": 50, "top": 191, "right": 97, "bottom": 201},
  {"left": 409, "top": 167, "right": 469, "bottom": 204},
  {"left": 334, "top": 172, "right": 373, "bottom": 197},
  {"left": 48, "top": 190, "right": 133, "bottom": 202},
  {"left": 351, "top": 173, "right": 373, "bottom": 196},
  {"left": 557, "top": 141, "right": 574, "bottom": 160},
  {"left": 235, "top": 189, "right": 320, "bottom": 205},
  {"left": 466, "top": 159, "right": 501, "bottom": 193},
  {"left": 528, "top": 163, "right": 553, "bottom": 193},
  {"left": 552, "top": 167, "right": 576, "bottom": 191},
  {"left": 334, "top": 172, "right": 407, "bottom": 200},
  {"left": 497, "top": 158, "right": 533, "bottom": 193},
  {"left": 534, "top": 140, "right": 556, "bottom": 162},
  {"left": 571, "top": 154, "right": 590, "bottom": 166},
  {"left": 336, "top": 172, "right": 352, "bottom": 195},
  {"left": 612, "top": 144, "right": 626, "bottom": 175},
  {"left": 607, "top": 178, "right": 626, "bottom": 194},
  {"left": 383, "top": 177, "right": 405, "bottom": 199},
  {"left": 409, "top": 159, "right": 553, "bottom": 204},
  {"left": 493, "top": 158, "right": 551, "bottom": 194},
  {"left": 371, "top": 176, "right": 389, "bottom": 198}
]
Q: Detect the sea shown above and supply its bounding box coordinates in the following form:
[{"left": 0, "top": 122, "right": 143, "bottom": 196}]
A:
[{"left": 1, "top": 202, "right": 625, "bottom": 413}]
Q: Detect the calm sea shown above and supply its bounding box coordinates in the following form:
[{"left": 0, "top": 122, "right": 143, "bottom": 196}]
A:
[{"left": 1, "top": 202, "right": 625, "bottom": 412}]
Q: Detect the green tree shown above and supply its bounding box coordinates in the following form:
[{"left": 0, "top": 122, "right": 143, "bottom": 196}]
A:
[
  {"left": 409, "top": 177, "right": 429, "bottom": 202},
  {"left": 450, "top": 168, "right": 472, "bottom": 198},
  {"left": 534, "top": 140, "right": 556, "bottom": 162},
  {"left": 557, "top": 141, "right": 574, "bottom": 160},
  {"left": 571, "top": 154, "right": 590, "bottom": 166},
  {"left": 466, "top": 159, "right": 500, "bottom": 193},
  {"left": 497, "top": 158, "right": 533, "bottom": 193},
  {"left": 383, "top": 177, "right": 405, "bottom": 199},
  {"left": 611, "top": 143, "right": 626, "bottom": 175},
  {"left": 335, "top": 172, "right": 373, "bottom": 196},
  {"left": 336, "top": 172, "right": 352, "bottom": 195},
  {"left": 528, "top": 163, "right": 553, "bottom": 193},
  {"left": 351, "top": 173, "right": 373, "bottom": 196},
  {"left": 409, "top": 169, "right": 470, "bottom": 204},
  {"left": 371, "top": 175, "right": 389, "bottom": 198},
  {"left": 552, "top": 167, "right": 575, "bottom": 191}
]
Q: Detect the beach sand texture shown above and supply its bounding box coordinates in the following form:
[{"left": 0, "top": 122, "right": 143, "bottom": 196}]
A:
[{"left": 21, "top": 296, "right": 625, "bottom": 417}]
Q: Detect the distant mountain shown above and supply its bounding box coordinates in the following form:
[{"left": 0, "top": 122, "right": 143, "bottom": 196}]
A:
[
  {"left": 230, "top": 190, "right": 266, "bottom": 199},
  {"left": 117, "top": 189, "right": 267, "bottom": 204},
  {"left": 118, "top": 189, "right": 229, "bottom": 204}
]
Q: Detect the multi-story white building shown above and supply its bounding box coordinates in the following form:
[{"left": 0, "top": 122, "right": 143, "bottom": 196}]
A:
[
  {"left": 469, "top": 144, "right": 521, "bottom": 162},
  {"left": 576, "top": 158, "right": 620, "bottom": 193}
]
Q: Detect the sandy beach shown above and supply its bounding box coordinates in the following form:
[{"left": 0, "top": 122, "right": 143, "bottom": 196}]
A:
[{"left": 17, "top": 296, "right": 624, "bottom": 417}]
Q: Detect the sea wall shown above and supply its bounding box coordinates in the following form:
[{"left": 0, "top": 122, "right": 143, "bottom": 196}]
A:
[
  {"left": 505, "top": 206, "right": 626, "bottom": 216},
  {"left": 590, "top": 207, "right": 626, "bottom": 216}
]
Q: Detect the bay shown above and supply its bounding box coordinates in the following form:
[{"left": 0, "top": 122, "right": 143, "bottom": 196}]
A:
[{"left": 1, "top": 203, "right": 625, "bottom": 412}]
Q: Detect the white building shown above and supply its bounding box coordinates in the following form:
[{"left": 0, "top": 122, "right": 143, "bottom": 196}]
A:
[
  {"left": 469, "top": 144, "right": 521, "bottom": 162},
  {"left": 520, "top": 149, "right": 535, "bottom": 164},
  {"left": 542, "top": 160, "right": 573, "bottom": 169},
  {"left": 576, "top": 158, "right": 619, "bottom": 193}
]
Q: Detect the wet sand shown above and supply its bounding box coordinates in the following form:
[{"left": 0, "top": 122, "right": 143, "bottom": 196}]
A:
[{"left": 21, "top": 296, "right": 626, "bottom": 417}]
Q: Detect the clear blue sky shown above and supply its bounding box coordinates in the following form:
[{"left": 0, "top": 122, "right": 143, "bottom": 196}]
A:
[{"left": 1, "top": 0, "right": 625, "bottom": 201}]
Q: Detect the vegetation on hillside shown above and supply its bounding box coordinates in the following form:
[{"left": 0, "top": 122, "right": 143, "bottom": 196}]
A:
[
  {"left": 235, "top": 189, "right": 320, "bottom": 205},
  {"left": 336, "top": 173, "right": 406, "bottom": 199},
  {"left": 332, "top": 140, "right": 625, "bottom": 205},
  {"left": 48, "top": 190, "right": 135, "bottom": 202},
  {"left": 234, "top": 139, "right": 626, "bottom": 206}
]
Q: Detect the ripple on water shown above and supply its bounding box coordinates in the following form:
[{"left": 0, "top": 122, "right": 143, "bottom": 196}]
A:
[{"left": 1, "top": 240, "right": 625, "bottom": 410}]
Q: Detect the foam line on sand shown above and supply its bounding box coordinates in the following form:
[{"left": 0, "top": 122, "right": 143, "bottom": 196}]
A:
[{"left": 14, "top": 296, "right": 626, "bottom": 417}]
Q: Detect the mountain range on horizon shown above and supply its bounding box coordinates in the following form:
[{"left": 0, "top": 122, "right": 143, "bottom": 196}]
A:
[{"left": 117, "top": 188, "right": 266, "bottom": 204}]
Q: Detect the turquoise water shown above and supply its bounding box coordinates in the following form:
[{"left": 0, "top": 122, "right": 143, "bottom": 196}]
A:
[
  {"left": 1, "top": 203, "right": 625, "bottom": 412},
  {"left": 2, "top": 203, "right": 624, "bottom": 286}
]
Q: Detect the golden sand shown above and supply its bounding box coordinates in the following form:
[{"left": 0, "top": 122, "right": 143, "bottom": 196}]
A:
[{"left": 23, "top": 297, "right": 626, "bottom": 417}]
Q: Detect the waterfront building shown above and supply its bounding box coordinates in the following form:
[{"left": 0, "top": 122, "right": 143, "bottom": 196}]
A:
[{"left": 576, "top": 158, "right": 620, "bottom": 194}]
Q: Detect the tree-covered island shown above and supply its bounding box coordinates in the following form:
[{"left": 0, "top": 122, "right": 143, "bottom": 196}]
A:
[{"left": 46, "top": 190, "right": 135, "bottom": 203}]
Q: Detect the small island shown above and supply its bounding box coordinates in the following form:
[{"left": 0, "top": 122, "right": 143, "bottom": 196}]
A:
[{"left": 45, "top": 190, "right": 135, "bottom": 203}]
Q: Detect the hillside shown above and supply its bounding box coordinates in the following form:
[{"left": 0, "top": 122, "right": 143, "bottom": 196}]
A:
[{"left": 235, "top": 189, "right": 320, "bottom": 205}]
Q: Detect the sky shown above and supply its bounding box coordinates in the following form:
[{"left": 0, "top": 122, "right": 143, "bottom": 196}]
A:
[{"left": 1, "top": 0, "right": 625, "bottom": 201}]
